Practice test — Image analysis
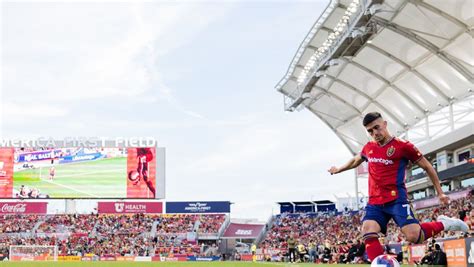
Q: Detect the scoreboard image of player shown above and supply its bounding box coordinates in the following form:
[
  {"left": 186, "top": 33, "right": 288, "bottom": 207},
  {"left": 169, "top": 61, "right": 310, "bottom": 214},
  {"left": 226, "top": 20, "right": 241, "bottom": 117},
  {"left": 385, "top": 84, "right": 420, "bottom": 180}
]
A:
[{"left": 0, "top": 147, "right": 165, "bottom": 199}]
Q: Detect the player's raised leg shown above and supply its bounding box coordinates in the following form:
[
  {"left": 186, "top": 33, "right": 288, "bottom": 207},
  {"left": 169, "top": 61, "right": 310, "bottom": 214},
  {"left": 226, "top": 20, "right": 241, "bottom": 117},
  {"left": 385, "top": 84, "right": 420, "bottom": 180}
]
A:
[
  {"left": 393, "top": 202, "right": 441, "bottom": 243},
  {"left": 400, "top": 218, "right": 467, "bottom": 244}
]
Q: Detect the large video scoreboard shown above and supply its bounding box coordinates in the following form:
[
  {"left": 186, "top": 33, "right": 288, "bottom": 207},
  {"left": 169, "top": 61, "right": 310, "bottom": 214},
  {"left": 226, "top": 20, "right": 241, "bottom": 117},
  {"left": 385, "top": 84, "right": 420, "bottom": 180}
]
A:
[{"left": 0, "top": 142, "right": 165, "bottom": 199}]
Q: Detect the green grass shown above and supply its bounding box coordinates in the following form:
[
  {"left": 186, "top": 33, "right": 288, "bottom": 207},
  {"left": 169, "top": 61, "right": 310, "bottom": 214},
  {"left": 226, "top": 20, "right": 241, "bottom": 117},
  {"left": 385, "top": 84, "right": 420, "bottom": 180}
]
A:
[
  {"left": 13, "top": 157, "right": 126, "bottom": 198},
  {"left": 0, "top": 263, "right": 380, "bottom": 267}
]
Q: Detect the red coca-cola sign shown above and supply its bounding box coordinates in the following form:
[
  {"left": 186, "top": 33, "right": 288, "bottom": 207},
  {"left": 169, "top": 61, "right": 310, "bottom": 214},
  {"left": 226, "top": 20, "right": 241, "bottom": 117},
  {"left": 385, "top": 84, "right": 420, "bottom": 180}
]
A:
[
  {"left": 2, "top": 203, "right": 26, "bottom": 213},
  {"left": 98, "top": 202, "right": 162, "bottom": 214},
  {"left": 0, "top": 202, "right": 47, "bottom": 214}
]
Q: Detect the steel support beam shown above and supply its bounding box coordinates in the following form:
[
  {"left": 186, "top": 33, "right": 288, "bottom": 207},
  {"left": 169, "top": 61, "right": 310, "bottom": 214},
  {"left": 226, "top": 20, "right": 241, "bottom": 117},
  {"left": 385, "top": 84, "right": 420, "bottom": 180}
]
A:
[{"left": 373, "top": 17, "right": 473, "bottom": 82}]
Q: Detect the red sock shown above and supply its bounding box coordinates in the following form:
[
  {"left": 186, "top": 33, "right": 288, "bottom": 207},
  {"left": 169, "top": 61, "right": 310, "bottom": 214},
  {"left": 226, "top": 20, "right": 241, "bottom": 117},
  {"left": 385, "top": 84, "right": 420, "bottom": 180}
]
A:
[
  {"left": 420, "top": 222, "right": 444, "bottom": 241},
  {"left": 364, "top": 237, "right": 384, "bottom": 261}
]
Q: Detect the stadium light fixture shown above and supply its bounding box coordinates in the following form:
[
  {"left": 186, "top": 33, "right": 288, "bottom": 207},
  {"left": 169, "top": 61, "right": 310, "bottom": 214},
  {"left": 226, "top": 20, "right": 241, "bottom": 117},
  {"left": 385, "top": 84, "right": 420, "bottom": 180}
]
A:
[
  {"left": 296, "top": 0, "right": 361, "bottom": 86},
  {"left": 327, "top": 58, "right": 343, "bottom": 66},
  {"left": 315, "top": 70, "right": 326, "bottom": 77},
  {"left": 351, "top": 27, "right": 368, "bottom": 38}
]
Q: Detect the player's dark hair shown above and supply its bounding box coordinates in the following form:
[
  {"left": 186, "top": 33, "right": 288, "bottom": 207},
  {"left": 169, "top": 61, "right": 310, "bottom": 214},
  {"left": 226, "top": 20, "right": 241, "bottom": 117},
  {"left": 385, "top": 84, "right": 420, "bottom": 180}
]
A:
[{"left": 363, "top": 112, "right": 382, "bottom": 126}]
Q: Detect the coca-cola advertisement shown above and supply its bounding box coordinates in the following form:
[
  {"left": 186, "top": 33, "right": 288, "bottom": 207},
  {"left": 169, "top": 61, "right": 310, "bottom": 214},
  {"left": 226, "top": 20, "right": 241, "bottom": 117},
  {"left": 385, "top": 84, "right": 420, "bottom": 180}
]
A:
[
  {"left": 98, "top": 202, "right": 162, "bottom": 214},
  {"left": 0, "top": 202, "right": 47, "bottom": 214}
]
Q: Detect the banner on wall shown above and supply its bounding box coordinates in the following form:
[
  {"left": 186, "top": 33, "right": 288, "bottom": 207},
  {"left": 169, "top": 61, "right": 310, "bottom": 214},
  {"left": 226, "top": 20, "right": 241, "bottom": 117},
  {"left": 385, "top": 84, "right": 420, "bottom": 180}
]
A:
[
  {"left": 0, "top": 202, "right": 47, "bottom": 214},
  {"left": 444, "top": 238, "right": 467, "bottom": 267},
  {"left": 166, "top": 201, "right": 230, "bottom": 213},
  {"left": 412, "top": 188, "right": 472, "bottom": 210},
  {"left": 408, "top": 244, "right": 425, "bottom": 264},
  {"left": 98, "top": 202, "right": 162, "bottom": 214},
  {"left": 222, "top": 223, "right": 265, "bottom": 238},
  {"left": 187, "top": 256, "right": 220, "bottom": 261},
  {"left": 466, "top": 237, "right": 474, "bottom": 265}
]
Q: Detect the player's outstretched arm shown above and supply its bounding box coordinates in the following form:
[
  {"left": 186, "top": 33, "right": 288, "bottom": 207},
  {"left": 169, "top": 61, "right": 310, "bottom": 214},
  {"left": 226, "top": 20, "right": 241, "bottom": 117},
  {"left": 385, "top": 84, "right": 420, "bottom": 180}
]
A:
[
  {"left": 416, "top": 157, "right": 449, "bottom": 205},
  {"left": 328, "top": 154, "right": 365, "bottom": 175}
]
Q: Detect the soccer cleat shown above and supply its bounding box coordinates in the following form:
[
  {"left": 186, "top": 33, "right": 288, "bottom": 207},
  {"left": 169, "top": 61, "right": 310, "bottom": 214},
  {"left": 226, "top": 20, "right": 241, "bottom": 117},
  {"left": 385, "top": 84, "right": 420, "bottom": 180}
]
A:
[{"left": 437, "top": 215, "right": 469, "bottom": 232}]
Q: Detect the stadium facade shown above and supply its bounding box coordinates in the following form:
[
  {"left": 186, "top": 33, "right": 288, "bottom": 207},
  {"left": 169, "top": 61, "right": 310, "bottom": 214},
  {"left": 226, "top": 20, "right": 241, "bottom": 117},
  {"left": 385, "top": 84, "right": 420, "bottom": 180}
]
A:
[{"left": 275, "top": 0, "right": 473, "bottom": 209}]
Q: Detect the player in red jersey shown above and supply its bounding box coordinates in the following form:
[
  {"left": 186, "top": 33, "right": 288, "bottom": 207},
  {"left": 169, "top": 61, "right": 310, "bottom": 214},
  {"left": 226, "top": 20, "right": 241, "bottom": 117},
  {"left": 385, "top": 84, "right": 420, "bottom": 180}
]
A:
[
  {"left": 128, "top": 148, "right": 156, "bottom": 198},
  {"left": 328, "top": 112, "right": 468, "bottom": 262}
]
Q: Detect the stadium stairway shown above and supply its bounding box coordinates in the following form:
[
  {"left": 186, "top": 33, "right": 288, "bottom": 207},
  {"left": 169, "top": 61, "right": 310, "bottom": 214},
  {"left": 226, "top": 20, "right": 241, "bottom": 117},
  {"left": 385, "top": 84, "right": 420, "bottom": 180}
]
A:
[
  {"left": 193, "top": 220, "right": 201, "bottom": 232},
  {"left": 255, "top": 214, "right": 275, "bottom": 245},
  {"left": 32, "top": 218, "right": 46, "bottom": 234},
  {"left": 150, "top": 221, "right": 159, "bottom": 236},
  {"left": 89, "top": 221, "right": 100, "bottom": 237},
  {"left": 217, "top": 215, "right": 230, "bottom": 237}
]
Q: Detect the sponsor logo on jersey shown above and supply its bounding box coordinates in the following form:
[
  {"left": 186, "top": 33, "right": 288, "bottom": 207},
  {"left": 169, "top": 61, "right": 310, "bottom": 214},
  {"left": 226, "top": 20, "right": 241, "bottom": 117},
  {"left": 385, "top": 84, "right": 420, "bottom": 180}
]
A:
[{"left": 368, "top": 157, "right": 394, "bottom": 165}]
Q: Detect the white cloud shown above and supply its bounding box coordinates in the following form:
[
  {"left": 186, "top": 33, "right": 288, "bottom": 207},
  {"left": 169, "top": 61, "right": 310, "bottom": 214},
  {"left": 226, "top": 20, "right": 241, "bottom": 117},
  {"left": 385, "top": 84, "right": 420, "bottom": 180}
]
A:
[
  {"left": 2, "top": 2, "right": 234, "bottom": 119},
  {"left": 1, "top": 1, "right": 368, "bottom": 220}
]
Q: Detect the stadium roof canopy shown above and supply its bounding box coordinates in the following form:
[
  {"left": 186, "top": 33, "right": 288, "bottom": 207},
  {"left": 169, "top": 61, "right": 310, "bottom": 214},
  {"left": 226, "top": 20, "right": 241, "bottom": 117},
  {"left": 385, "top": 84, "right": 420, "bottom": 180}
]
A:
[{"left": 276, "top": 0, "right": 473, "bottom": 155}]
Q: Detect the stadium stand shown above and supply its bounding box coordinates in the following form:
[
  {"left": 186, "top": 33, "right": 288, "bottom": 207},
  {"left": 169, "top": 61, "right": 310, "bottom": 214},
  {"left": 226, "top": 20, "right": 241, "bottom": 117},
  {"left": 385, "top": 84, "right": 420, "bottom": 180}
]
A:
[
  {"left": 0, "top": 213, "right": 226, "bottom": 259},
  {"left": 0, "top": 194, "right": 471, "bottom": 262},
  {"left": 260, "top": 192, "right": 473, "bottom": 263}
]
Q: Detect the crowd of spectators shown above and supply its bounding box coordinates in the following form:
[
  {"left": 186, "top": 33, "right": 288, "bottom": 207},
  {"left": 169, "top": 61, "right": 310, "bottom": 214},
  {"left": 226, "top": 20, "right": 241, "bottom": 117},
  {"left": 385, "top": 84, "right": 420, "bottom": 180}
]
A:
[
  {"left": 261, "top": 194, "right": 473, "bottom": 263},
  {"left": 0, "top": 215, "right": 41, "bottom": 233},
  {"left": 95, "top": 214, "right": 158, "bottom": 235},
  {"left": 36, "top": 214, "right": 97, "bottom": 234},
  {"left": 0, "top": 213, "right": 226, "bottom": 259},
  {"left": 155, "top": 214, "right": 198, "bottom": 234},
  {"left": 197, "top": 214, "right": 226, "bottom": 234},
  {"left": 0, "top": 193, "right": 471, "bottom": 262}
]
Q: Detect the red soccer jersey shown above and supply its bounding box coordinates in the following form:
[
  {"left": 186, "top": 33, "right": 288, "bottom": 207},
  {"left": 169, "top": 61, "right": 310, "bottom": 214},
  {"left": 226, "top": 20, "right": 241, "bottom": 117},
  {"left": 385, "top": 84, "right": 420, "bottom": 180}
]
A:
[{"left": 360, "top": 137, "right": 423, "bottom": 205}]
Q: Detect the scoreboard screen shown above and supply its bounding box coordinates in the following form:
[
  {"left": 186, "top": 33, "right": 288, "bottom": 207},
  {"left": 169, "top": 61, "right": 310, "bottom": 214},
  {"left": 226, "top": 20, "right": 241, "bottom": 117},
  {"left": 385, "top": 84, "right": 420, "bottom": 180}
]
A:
[{"left": 0, "top": 147, "right": 165, "bottom": 199}]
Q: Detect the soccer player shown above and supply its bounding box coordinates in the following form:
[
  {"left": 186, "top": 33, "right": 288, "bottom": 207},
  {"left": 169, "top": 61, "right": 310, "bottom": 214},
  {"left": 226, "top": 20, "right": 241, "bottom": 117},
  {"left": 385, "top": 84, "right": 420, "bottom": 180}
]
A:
[
  {"left": 251, "top": 242, "right": 257, "bottom": 262},
  {"left": 49, "top": 166, "right": 55, "bottom": 180},
  {"left": 287, "top": 234, "right": 297, "bottom": 263},
  {"left": 128, "top": 148, "right": 156, "bottom": 198},
  {"left": 328, "top": 112, "right": 468, "bottom": 262}
]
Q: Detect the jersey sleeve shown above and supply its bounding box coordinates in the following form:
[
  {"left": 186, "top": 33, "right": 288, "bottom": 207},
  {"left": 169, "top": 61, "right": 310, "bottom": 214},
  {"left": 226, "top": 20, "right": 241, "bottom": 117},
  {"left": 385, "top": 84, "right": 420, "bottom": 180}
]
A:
[
  {"left": 360, "top": 144, "right": 369, "bottom": 162},
  {"left": 404, "top": 141, "right": 423, "bottom": 163}
]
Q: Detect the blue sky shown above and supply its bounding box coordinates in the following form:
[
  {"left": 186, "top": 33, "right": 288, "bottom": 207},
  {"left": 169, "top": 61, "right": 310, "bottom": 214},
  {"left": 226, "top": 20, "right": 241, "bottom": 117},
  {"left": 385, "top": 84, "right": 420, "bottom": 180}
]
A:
[{"left": 1, "top": 0, "right": 367, "bottom": 219}]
